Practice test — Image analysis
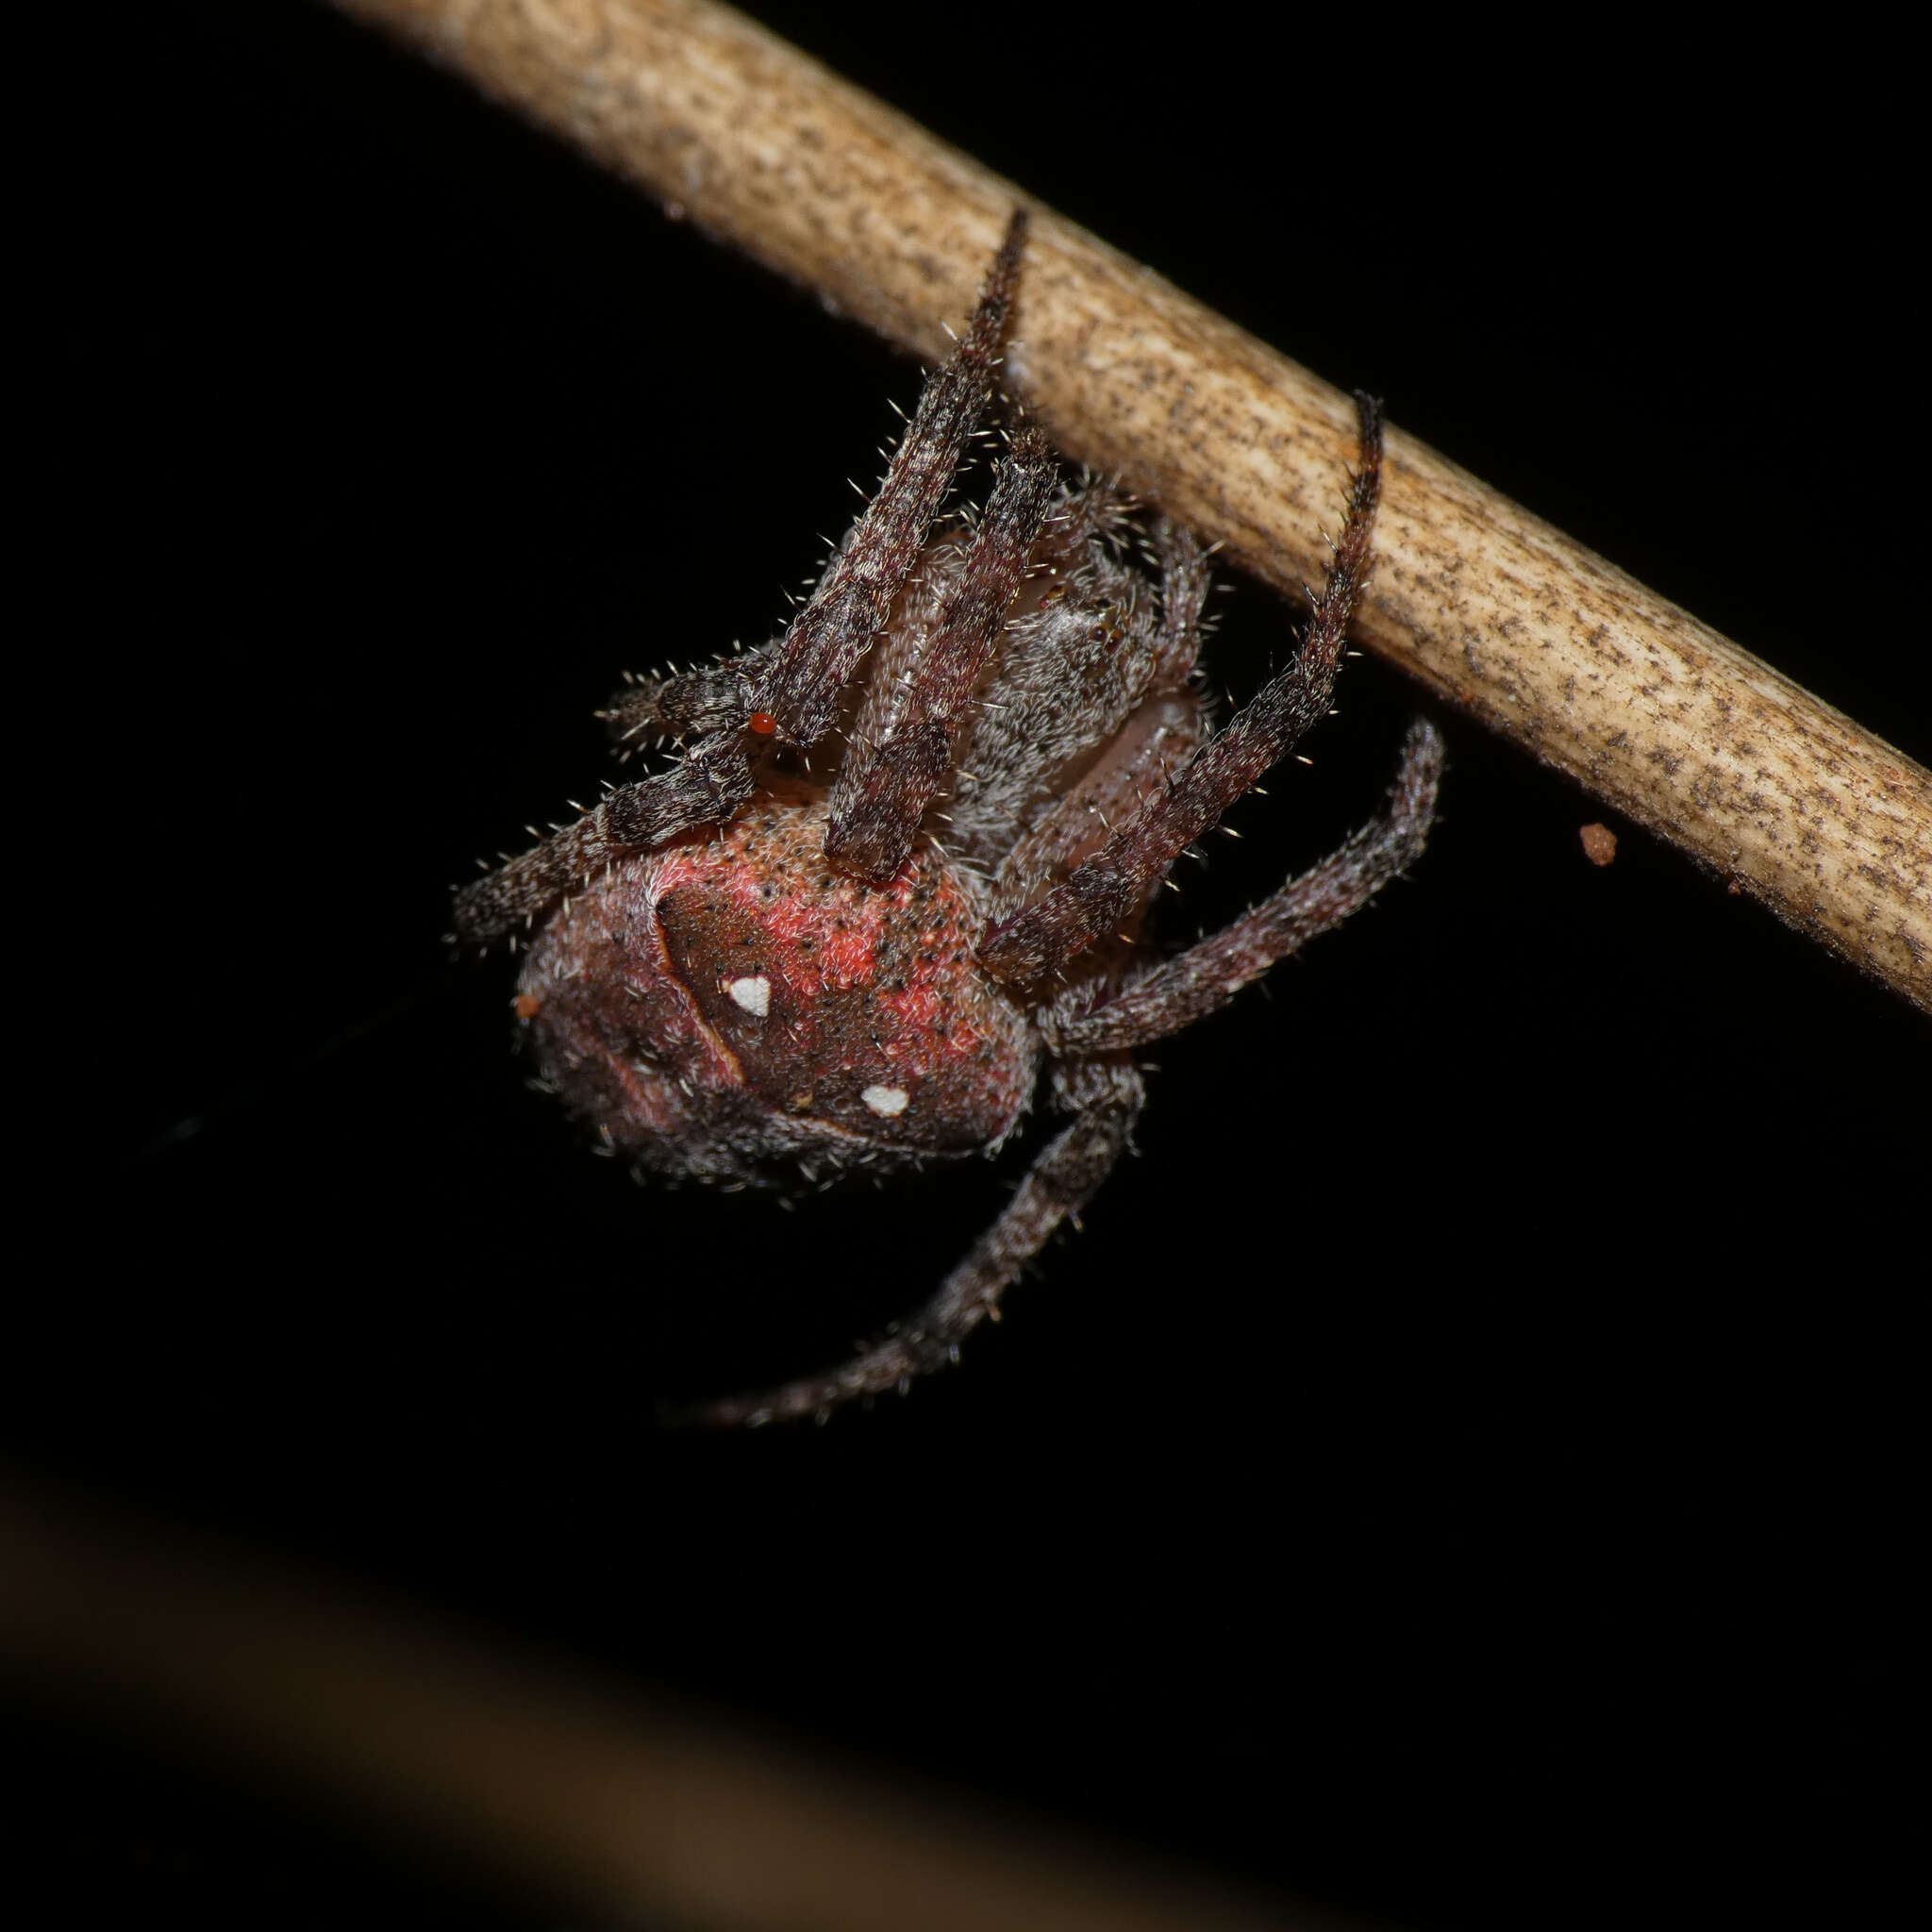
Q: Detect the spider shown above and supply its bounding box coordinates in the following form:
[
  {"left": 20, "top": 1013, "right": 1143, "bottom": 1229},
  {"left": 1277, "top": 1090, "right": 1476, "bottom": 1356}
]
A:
[{"left": 454, "top": 210, "right": 1443, "bottom": 1425}]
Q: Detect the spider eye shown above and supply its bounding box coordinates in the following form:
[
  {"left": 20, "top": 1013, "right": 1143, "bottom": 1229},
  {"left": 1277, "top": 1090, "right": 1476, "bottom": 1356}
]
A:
[{"left": 747, "top": 710, "right": 779, "bottom": 737}]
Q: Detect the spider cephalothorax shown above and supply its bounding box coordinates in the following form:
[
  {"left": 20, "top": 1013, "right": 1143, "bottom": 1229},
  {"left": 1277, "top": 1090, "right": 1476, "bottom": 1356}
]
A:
[{"left": 456, "top": 210, "right": 1442, "bottom": 1424}]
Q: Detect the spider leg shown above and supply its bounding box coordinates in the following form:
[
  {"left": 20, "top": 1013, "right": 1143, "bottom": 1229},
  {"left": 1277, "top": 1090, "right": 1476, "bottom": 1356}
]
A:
[
  {"left": 1149, "top": 513, "right": 1213, "bottom": 688},
  {"left": 752, "top": 208, "right": 1028, "bottom": 752},
  {"left": 941, "top": 503, "right": 1206, "bottom": 869},
  {"left": 450, "top": 739, "right": 753, "bottom": 945},
  {"left": 1044, "top": 719, "right": 1443, "bottom": 1056},
  {"left": 452, "top": 212, "right": 1028, "bottom": 948},
  {"left": 824, "top": 425, "right": 1058, "bottom": 881},
  {"left": 986, "top": 692, "right": 1205, "bottom": 925},
  {"left": 978, "top": 393, "right": 1386, "bottom": 985},
  {"left": 685, "top": 1059, "right": 1142, "bottom": 1426},
  {"left": 601, "top": 654, "right": 762, "bottom": 754}
]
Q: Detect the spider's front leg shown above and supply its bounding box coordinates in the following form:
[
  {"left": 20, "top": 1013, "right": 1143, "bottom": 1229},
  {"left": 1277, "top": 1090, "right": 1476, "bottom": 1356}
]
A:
[
  {"left": 687, "top": 1058, "right": 1142, "bottom": 1427},
  {"left": 451, "top": 210, "right": 1030, "bottom": 949},
  {"left": 824, "top": 425, "right": 1058, "bottom": 881},
  {"left": 752, "top": 208, "right": 1030, "bottom": 753},
  {"left": 979, "top": 393, "right": 1387, "bottom": 985}
]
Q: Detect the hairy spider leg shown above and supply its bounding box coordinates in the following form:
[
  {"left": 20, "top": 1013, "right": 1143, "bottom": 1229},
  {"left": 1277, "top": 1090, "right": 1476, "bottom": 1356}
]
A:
[
  {"left": 1147, "top": 513, "right": 1214, "bottom": 687},
  {"left": 452, "top": 737, "right": 756, "bottom": 945},
  {"left": 981, "top": 519, "right": 1213, "bottom": 926},
  {"left": 621, "top": 213, "right": 1032, "bottom": 766},
  {"left": 1047, "top": 718, "right": 1443, "bottom": 1055},
  {"left": 688, "top": 1059, "right": 1142, "bottom": 1427},
  {"left": 824, "top": 425, "right": 1058, "bottom": 881},
  {"left": 449, "top": 210, "right": 1030, "bottom": 950},
  {"left": 985, "top": 691, "right": 1206, "bottom": 926},
  {"left": 977, "top": 393, "right": 1386, "bottom": 984},
  {"left": 601, "top": 655, "right": 764, "bottom": 751},
  {"left": 752, "top": 208, "right": 1029, "bottom": 750}
]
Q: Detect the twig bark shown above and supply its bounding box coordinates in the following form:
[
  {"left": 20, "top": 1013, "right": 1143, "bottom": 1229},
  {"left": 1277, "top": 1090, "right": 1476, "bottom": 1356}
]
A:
[{"left": 334, "top": 0, "right": 1931, "bottom": 1011}]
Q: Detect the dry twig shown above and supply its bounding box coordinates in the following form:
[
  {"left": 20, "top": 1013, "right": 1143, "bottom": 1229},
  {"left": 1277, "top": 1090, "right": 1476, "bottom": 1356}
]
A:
[
  {"left": 336, "top": 0, "right": 1931, "bottom": 1011},
  {"left": 0, "top": 1476, "right": 1329, "bottom": 1931}
]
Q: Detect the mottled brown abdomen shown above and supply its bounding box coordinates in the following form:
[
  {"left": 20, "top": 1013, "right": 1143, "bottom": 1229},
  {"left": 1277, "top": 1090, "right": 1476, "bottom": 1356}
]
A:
[{"left": 515, "top": 797, "right": 1036, "bottom": 1187}]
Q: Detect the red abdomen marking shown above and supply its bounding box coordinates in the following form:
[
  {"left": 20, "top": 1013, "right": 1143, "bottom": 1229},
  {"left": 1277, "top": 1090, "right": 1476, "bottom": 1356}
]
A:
[
  {"left": 654, "top": 801, "right": 1031, "bottom": 1151},
  {"left": 516, "top": 797, "right": 1035, "bottom": 1186}
]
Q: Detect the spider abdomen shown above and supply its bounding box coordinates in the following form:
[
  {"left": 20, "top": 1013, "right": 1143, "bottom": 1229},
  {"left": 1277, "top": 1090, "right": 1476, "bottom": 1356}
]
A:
[{"left": 516, "top": 795, "right": 1036, "bottom": 1188}]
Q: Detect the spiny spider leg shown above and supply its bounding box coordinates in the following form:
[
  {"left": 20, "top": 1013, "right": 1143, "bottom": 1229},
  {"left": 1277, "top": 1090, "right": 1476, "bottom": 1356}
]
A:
[
  {"left": 825, "top": 424, "right": 1058, "bottom": 881},
  {"left": 981, "top": 518, "right": 1212, "bottom": 924},
  {"left": 752, "top": 208, "right": 1029, "bottom": 750},
  {"left": 602, "top": 654, "right": 762, "bottom": 752},
  {"left": 1149, "top": 514, "right": 1214, "bottom": 688},
  {"left": 449, "top": 211, "right": 1029, "bottom": 949},
  {"left": 451, "top": 739, "right": 754, "bottom": 945},
  {"left": 978, "top": 392, "right": 1386, "bottom": 984},
  {"left": 688, "top": 1060, "right": 1142, "bottom": 1427},
  {"left": 986, "top": 693, "right": 1205, "bottom": 924},
  {"left": 1045, "top": 718, "right": 1443, "bottom": 1057}
]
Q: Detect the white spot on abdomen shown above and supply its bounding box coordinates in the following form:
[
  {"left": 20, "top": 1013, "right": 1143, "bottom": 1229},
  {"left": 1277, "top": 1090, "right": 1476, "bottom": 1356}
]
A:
[
  {"left": 861, "top": 1084, "right": 909, "bottom": 1118},
  {"left": 726, "top": 974, "right": 771, "bottom": 1018}
]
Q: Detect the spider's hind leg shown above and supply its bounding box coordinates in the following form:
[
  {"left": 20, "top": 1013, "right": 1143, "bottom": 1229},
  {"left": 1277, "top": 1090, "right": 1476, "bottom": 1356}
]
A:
[
  {"left": 1045, "top": 719, "right": 1444, "bottom": 1058},
  {"left": 682, "top": 1058, "right": 1142, "bottom": 1427}
]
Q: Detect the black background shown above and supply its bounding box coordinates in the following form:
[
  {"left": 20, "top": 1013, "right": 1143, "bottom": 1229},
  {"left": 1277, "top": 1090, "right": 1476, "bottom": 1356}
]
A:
[{"left": 14, "top": 3, "right": 1925, "bottom": 1927}]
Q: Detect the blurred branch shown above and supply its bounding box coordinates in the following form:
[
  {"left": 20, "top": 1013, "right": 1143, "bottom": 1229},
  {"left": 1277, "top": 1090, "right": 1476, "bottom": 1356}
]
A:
[
  {"left": 334, "top": 0, "right": 1931, "bottom": 1010},
  {"left": 0, "top": 1475, "right": 1353, "bottom": 1931}
]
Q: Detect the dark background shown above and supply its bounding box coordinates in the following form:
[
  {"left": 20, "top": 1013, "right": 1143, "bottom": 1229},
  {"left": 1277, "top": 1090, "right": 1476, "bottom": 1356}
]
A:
[{"left": 15, "top": 3, "right": 1924, "bottom": 1927}]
